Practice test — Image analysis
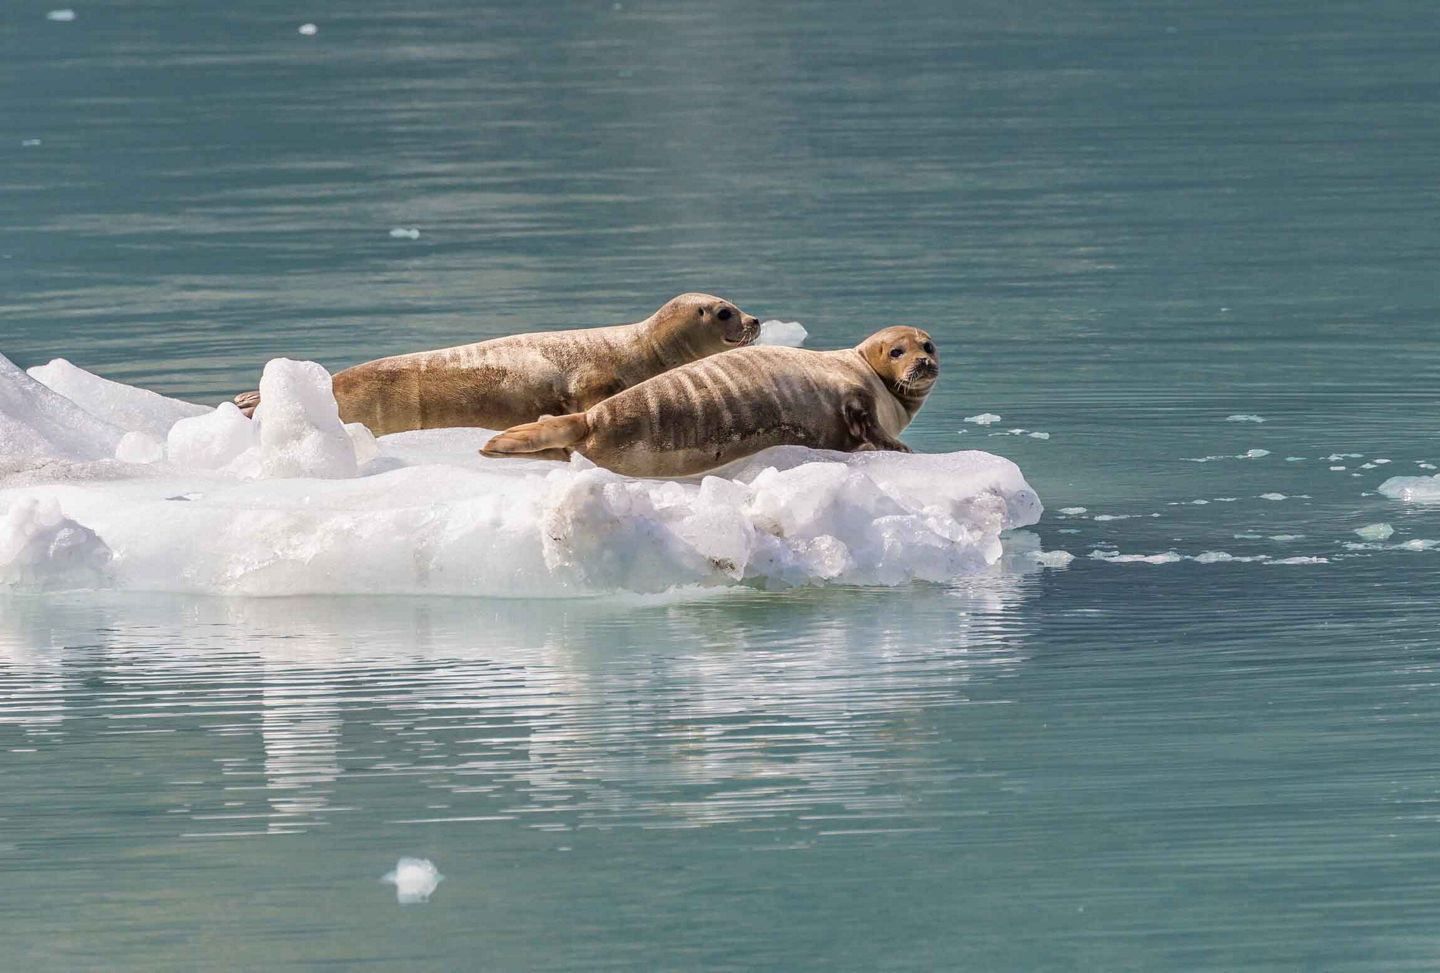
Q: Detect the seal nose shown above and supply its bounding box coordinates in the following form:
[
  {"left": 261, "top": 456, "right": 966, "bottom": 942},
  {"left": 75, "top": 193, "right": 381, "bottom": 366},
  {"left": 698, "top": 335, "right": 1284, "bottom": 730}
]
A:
[{"left": 744, "top": 315, "right": 759, "bottom": 329}]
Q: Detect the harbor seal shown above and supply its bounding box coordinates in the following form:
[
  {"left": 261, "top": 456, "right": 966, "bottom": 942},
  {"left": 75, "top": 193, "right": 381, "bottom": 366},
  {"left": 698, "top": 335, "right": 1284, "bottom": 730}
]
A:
[
  {"left": 232, "top": 293, "right": 761, "bottom": 436},
  {"left": 479, "top": 326, "right": 938, "bottom": 477}
]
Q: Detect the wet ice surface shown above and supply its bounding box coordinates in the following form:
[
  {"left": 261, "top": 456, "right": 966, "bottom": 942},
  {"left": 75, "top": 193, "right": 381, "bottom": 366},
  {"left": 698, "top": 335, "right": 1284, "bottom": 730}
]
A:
[
  {"left": 382, "top": 857, "right": 443, "bottom": 904},
  {"left": 0, "top": 355, "right": 1043, "bottom": 595}
]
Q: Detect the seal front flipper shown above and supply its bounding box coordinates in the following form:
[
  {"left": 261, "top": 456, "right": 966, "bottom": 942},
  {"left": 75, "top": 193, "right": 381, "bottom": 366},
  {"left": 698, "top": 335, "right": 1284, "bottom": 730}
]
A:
[
  {"left": 234, "top": 390, "right": 261, "bottom": 418},
  {"left": 480, "top": 412, "right": 590, "bottom": 458},
  {"left": 843, "top": 395, "right": 912, "bottom": 453}
]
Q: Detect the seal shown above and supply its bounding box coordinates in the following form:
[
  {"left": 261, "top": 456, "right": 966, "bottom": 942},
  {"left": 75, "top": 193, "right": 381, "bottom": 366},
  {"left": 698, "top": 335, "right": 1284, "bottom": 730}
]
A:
[
  {"left": 232, "top": 294, "right": 761, "bottom": 436},
  {"left": 479, "top": 326, "right": 938, "bottom": 477}
]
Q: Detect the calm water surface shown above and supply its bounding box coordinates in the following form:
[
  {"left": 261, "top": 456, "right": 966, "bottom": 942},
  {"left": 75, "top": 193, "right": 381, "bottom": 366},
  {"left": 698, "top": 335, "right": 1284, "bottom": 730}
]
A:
[{"left": 3, "top": 0, "right": 1440, "bottom": 968}]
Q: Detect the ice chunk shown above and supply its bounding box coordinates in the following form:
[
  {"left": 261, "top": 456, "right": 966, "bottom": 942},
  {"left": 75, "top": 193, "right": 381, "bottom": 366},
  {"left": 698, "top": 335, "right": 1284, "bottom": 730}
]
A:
[
  {"left": 381, "top": 858, "right": 442, "bottom": 904},
  {"left": 1399, "top": 539, "right": 1437, "bottom": 551},
  {"left": 1091, "top": 550, "right": 1182, "bottom": 565},
  {"left": 255, "top": 359, "right": 358, "bottom": 479},
  {"left": 755, "top": 320, "right": 808, "bottom": 347},
  {"left": 1272, "top": 556, "right": 1328, "bottom": 565},
  {"left": 166, "top": 402, "right": 257, "bottom": 471},
  {"left": 1226, "top": 414, "right": 1266, "bottom": 423},
  {"left": 0, "top": 497, "right": 111, "bottom": 591},
  {"left": 1057, "top": 507, "right": 1087, "bottom": 515},
  {"left": 115, "top": 431, "right": 163, "bottom": 465},
  {"left": 298, "top": 22, "right": 317, "bottom": 35},
  {"left": 1, "top": 353, "right": 124, "bottom": 469},
  {"left": 1354, "top": 523, "right": 1394, "bottom": 541},
  {"left": 21, "top": 139, "right": 41, "bottom": 147},
  {"left": 1259, "top": 493, "right": 1287, "bottom": 501},
  {"left": 1032, "top": 549, "right": 1074, "bottom": 568},
  {"left": 27, "top": 358, "right": 208, "bottom": 440},
  {"left": 389, "top": 228, "right": 420, "bottom": 239},
  {"left": 1028, "top": 431, "right": 1050, "bottom": 440},
  {"left": 1242, "top": 448, "right": 1270, "bottom": 459},
  {"left": 1378, "top": 474, "right": 1440, "bottom": 504},
  {"left": 46, "top": 9, "right": 76, "bottom": 21},
  {"left": 964, "top": 413, "right": 1001, "bottom": 426}
]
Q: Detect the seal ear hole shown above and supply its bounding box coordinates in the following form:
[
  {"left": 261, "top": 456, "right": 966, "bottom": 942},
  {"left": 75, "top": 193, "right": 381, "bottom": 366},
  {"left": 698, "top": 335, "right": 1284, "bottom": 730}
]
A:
[
  {"left": 716, "top": 308, "right": 732, "bottom": 321},
  {"left": 889, "top": 347, "right": 905, "bottom": 358}
]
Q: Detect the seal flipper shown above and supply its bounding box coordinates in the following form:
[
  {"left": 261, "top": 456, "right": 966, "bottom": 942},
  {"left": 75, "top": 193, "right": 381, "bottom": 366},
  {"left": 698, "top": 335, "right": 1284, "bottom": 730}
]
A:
[
  {"left": 234, "top": 390, "right": 261, "bottom": 418},
  {"left": 481, "top": 412, "right": 589, "bottom": 458}
]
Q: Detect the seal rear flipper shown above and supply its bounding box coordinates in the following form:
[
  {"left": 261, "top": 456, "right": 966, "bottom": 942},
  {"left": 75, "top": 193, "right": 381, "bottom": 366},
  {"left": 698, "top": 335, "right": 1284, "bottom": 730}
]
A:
[
  {"left": 234, "top": 390, "right": 260, "bottom": 418},
  {"left": 480, "top": 412, "right": 589, "bottom": 457}
]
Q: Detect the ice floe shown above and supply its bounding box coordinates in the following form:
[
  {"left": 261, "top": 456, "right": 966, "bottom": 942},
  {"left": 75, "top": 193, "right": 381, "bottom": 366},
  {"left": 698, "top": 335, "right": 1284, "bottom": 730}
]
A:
[
  {"left": 755, "top": 320, "right": 808, "bottom": 347},
  {"left": 382, "top": 857, "right": 442, "bottom": 904},
  {"left": 0, "top": 354, "right": 1042, "bottom": 596},
  {"left": 1379, "top": 474, "right": 1440, "bottom": 504}
]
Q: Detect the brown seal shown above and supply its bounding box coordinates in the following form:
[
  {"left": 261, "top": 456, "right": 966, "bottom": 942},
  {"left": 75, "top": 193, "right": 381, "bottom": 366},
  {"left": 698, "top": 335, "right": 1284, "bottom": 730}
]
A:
[
  {"left": 232, "top": 294, "right": 760, "bottom": 436},
  {"left": 479, "top": 326, "right": 938, "bottom": 477}
]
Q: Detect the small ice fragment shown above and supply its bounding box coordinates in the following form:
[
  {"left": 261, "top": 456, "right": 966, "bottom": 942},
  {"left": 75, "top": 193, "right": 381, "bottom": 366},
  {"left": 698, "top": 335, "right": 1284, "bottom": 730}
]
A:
[
  {"left": 1028, "top": 431, "right": 1050, "bottom": 440},
  {"left": 1213, "top": 497, "right": 1238, "bottom": 502},
  {"left": 1226, "top": 414, "right": 1266, "bottom": 423},
  {"left": 1272, "top": 556, "right": 1328, "bottom": 565},
  {"left": 298, "top": 23, "right": 318, "bottom": 35},
  {"left": 1058, "top": 528, "right": 1081, "bottom": 534},
  {"left": 115, "top": 431, "right": 163, "bottom": 465},
  {"left": 1399, "top": 539, "right": 1437, "bottom": 551},
  {"left": 1420, "top": 463, "right": 1438, "bottom": 471},
  {"left": 1372, "top": 459, "right": 1391, "bottom": 465},
  {"left": 381, "top": 857, "right": 443, "bottom": 904},
  {"left": 389, "top": 228, "right": 421, "bottom": 239},
  {"left": 1058, "top": 507, "right": 1087, "bottom": 515},
  {"left": 1006, "top": 428, "right": 1026, "bottom": 436},
  {"left": 1242, "top": 448, "right": 1270, "bottom": 459},
  {"left": 1191, "top": 499, "right": 1209, "bottom": 505},
  {"left": 1032, "top": 550, "right": 1074, "bottom": 568},
  {"left": 964, "top": 413, "right": 1001, "bottom": 426},
  {"left": 1269, "top": 534, "right": 1304, "bottom": 542},
  {"left": 1354, "top": 523, "right": 1394, "bottom": 541},
  {"left": 46, "top": 9, "right": 76, "bottom": 21},
  {"left": 1193, "top": 551, "right": 1234, "bottom": 563},
  {"left": 21, "top": 139, "right": 42, "bottom": 147},
  {"left": 1258, "top": 493, "right": 1286, "bottom": 501},
  {"left": 1092, "top": 514, "right": 1132, "bottom": 521},
  {"left": 1360, "top": 463, "right": 1376, "bottom": 470},
  {"left": 1285, "top": 457, "right": 1305, "bottom": 462},
  {"left": 754, "top": 320, "right": 808, "bottom": 347},
  {"left": 166, "top": 402, "right": 257, "bottom": 471},
  {"left": 1233, "top": 533, "right": 1263, "bottom": 540},
  {"left": 1090, "top": 550, "right": 1182, "bottom": 565},
  {"left": 1329, "top": 466, "right": 1346, "bottom": 471}
]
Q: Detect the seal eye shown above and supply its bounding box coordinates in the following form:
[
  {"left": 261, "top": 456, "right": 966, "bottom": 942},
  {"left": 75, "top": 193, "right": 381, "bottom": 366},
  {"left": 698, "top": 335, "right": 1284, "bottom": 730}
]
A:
[
  {"left": 889, "top": 347, "right": 904, "bottom": 359},
  {"left": 716, "top": 308, "right": 732, "bottom": 321},
  {"left": 922, "top": 342, "right": 935, "bottom": 355}
]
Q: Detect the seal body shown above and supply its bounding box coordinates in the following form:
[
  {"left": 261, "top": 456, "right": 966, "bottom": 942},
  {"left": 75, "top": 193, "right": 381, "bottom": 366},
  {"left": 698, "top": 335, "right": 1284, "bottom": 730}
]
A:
[
  {"left": 233, "top": 294, "right": 759, "bottom": 436},
  {"left": 480, "top": 326, "right": 939, "bottom": 478}
]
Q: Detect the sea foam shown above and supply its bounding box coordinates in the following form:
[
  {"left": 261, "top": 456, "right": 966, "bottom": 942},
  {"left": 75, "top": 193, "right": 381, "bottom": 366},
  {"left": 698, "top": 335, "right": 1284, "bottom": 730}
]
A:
[{"left": 0, "top": 353, "right": 1042, "bottom": 596}]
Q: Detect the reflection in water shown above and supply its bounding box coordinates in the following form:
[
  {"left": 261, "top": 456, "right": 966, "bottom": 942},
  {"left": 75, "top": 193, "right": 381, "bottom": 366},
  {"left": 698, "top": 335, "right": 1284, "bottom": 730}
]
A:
[{"left": 0, "top": 574, "right": 1038, "bottom": 840}]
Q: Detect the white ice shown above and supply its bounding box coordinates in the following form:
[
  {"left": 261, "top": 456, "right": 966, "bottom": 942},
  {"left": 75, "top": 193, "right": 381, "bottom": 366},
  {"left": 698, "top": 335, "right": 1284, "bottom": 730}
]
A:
[
  {"left": 754, "top": 320, "right": 808, "bottom": 347},
  {"left": 298, "top": 23, "right": 318, "bottom": 35},
  {"left": 1225, "top": 414, "right": 1266, "bottom": 423},
  {"left": 388, "top": 228, "right": 420, "bottom": 239},
  {"left": 1354, "top": 523, "right": 1394, "bottom": 541},
  {"left": 381, "top": 857, "right": 443, "bottom": 904},
  {"left": 46, "top": 9, "right": 76, "bottom": 21},
  {"left": 1379, "top": 474, "right": 1440, "bottom": 504},
  {"left": 964, "top": 413, "right": 1001, "bottom": 426},
  {"left": 0, "top": 354, "right": 1043, "bottom": 596}
]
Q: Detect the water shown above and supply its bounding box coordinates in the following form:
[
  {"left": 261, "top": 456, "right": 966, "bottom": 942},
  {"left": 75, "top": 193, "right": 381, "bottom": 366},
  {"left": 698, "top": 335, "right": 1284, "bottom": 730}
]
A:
[{"left": 3, "top": 0, "right": 1440, "bottom": 967}]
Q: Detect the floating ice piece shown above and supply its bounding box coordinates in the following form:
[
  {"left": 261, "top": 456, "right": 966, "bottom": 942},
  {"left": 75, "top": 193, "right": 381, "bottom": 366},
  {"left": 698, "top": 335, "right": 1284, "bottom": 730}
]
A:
[
  {"left": 1028, "top": 431, "right": 1050, "bottom": 440},
  {"left": 1, "top": 353, "right": 124, "bottom": 468},
  {"left": 1399, "top": 539, "right": 1438, "bottom": 551},
  {"left": 115, "top": 431, "right": 163, "bottom": 465},
  {"left": 1329, "top": 466, "right": 1346, "bottom": 471},
  {"left": 166, "top": 402, "right": 256, "bottom": 471},
  {"left": 1272, "top": 556, "right": 1328, "bottom": 565},
  {"left": 1032, "top": 549, "right": 1074, "bottom": 568},
  {"left": 755, "top": 320, "right": 807, "bottom": 348},
  {"left": 1285, "top": 457, "right": 1305, "bottom": 462},
  {"left": 1258, "top": 493, "right": 1287, "bottom": 501},
  {"left": 21, "top": 139, "right": 41, "bottom": 147},
  {"left": 1269, "top": 534, "right": 1304, "bottom": 542},
  {"left": 1372, "top": 459, "right": 1391, "bottom": 465},
  {"left": 1242, "top": 448, "right": 1269, "bottom": 459},
  {"left": 1420, "top": 463, "right": 1437, "bottom": 471},
  {"left": 1090, "top": 550, "right": 1182, "bottom": 565},
  {"left": 1326, "top": 453, "right": 1363, "bottom": 461},
  {"left": 0, "top": 496, "right": 111, "bottom": 591},
  {"left": 964, "top": 413, "right": 1001, "bottom": 426},
  {"left": 46, "top": 9, "right": 76, "bottom": 21},
  {"left": 1225, "top": 415, "right": 1266, "bottom": 423},
  {"left": 298, "top": 23, "right": 317, "bottom": 35},
  {"left": 1378, "top": 474, "right": 1440, "bottom": 504},
  {"left": 1057, "top": 506, "right": 1087, "bottom": 516},
  {"left": 388, "top": 228, "right": 420, "bottom": 239},
  {"left": 1193, "top": 551, "right": 1269, "bottom": 564},
  {"left": 1354, "top": 523, "right": 1394, "bottom": 541},
  {"left": 1092, "top": 514, "right": 1132, "bottom": 521},
  {"left": 382, "top": 858, "right": 442, "bottom": 904},
  {"left": 254, "top": 359, "right": 358, "bottom": 479},
  {"left": 28, "top": 358, "right": 208, "bottom": 440}
]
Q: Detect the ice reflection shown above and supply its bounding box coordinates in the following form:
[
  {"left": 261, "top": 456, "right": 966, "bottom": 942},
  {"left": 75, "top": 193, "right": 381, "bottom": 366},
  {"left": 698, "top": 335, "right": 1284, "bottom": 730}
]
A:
[{"left": 0, "top": 563, "right": 1040, "bottom": 837}]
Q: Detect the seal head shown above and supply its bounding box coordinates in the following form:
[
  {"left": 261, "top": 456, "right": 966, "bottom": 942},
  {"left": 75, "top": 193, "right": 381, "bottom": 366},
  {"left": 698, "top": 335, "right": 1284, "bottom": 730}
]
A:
[
  {"left": 858, "top": 325, "right": 939, "bottom": 417},
  {"left": 650, "top": 293, "right": 761, "bottom": 363}
]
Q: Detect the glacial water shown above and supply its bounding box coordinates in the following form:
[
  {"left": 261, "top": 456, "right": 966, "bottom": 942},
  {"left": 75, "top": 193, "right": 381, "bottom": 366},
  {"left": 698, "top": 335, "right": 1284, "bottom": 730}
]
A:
[{"left": 3, "top": 0, "right": 1440, "bottom": 968}]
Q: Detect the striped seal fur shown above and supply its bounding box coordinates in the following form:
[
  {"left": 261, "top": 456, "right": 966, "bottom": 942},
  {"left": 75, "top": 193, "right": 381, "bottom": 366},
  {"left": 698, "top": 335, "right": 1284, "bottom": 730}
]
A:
[
  {"left": 232, "top": 293, "right": 760, "bottom": 436},
  {"left": 479, "top": 326, "right": 938, "bottom": 477}
]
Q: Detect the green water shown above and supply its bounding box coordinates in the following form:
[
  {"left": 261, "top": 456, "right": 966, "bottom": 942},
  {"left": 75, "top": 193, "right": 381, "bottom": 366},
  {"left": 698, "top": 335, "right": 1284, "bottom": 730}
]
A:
[{"left": 3, "top": 0, "right": 1440, "bottom": 968}]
